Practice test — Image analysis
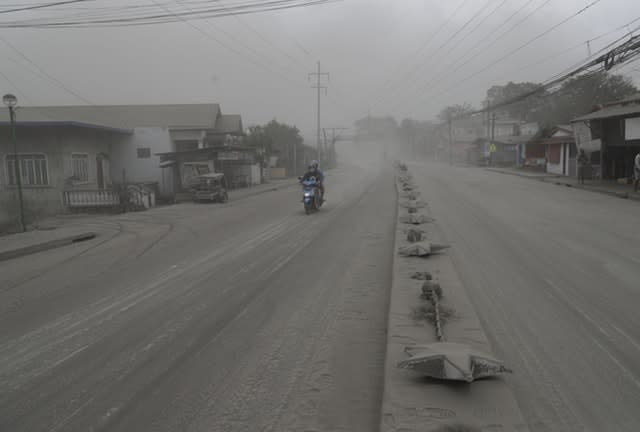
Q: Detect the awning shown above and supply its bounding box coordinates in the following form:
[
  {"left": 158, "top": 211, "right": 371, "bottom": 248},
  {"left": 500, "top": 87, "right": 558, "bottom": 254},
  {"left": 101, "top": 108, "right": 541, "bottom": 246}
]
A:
[
  {"left": 572, "top": 104, "right": 640, "bottom": 122},
  {"left": 159, "top": 160, "right": 176, "bottom": 168}
]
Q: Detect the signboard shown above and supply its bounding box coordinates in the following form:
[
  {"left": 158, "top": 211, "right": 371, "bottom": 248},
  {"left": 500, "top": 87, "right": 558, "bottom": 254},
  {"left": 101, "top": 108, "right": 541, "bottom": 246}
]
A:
[
  {"left": 489, "top": 143, "right": 497, "bottom": 153},
  {"left": 578, "top": 138, "right": 601, "bottom": 153},
  {"left": 572, "top": 122, "right": 590, "bottom": 144},
  {"left": 218, "top": 151, "right": 240, "bottom": 161}
]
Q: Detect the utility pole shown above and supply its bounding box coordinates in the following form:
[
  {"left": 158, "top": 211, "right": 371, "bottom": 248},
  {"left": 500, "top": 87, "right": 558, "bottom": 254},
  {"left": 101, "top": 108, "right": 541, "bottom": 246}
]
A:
[
  {"left": 309, "top": 62, "right": 329, "bottom": 164},
  {"left": 3, "top": 94, "right": 25, "bottom": 232},
  {"left": 486, "top": 99, "right": 491, "bottom": 139},
  {"left": 292, "top": 141, "right": 297, "bottom": 177},
  {"left": 322, "top": 128, "right": 328, "bottom": 164},
  {"left": 448, "top": 115, "right": 453, "bottom": 166},
  {"left": 490, "top": 112, "right": 496, "bottom": 167}
]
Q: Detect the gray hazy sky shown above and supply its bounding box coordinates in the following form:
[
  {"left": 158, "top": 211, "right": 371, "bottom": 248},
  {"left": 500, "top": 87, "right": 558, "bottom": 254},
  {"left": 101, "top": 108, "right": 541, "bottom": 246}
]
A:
[{"left": 2, "top": 0, "right": 640, "bottom": 139}]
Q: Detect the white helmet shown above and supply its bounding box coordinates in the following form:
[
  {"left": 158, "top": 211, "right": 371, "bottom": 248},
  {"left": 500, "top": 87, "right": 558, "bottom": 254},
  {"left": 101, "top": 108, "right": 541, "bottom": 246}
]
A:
[{"left": 309, "top": 160, "right": 319, "bottom": 170}]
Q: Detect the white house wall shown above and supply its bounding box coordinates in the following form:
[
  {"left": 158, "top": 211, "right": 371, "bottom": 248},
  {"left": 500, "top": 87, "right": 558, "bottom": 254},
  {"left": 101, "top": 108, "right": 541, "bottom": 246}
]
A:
[{"left": 109, "top": 127, "right": 172, "bottom": 189}]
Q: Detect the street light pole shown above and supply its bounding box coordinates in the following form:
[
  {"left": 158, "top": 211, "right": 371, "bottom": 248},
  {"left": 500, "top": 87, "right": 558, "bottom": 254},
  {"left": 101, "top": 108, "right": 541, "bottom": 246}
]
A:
[{"left": 3, "top": 94, "right": 26, "bottom": 232}]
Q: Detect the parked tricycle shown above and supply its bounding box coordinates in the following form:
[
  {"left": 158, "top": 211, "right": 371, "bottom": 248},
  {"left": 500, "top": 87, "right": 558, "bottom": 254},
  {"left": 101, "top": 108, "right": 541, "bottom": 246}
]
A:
[{"left": 192, "top": 173, "right": 229, "bottom": 203}]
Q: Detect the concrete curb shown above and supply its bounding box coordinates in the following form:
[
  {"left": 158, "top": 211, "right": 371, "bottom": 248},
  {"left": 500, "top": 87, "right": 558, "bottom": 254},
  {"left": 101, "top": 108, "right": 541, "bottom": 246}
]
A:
[
  {"left": 230, "top": 180, "right": 299, "bottom": 202},
  {"left": 0, "top": 232, "right": 97, "bottom": 263},
  {"left": 486, "top": 168, "right": 640, "bottom": 202},
  {"left": 0, "top": 181, "right": 299, "bottom": 262},
  {"left": 379, "top": 171, "right": 529, "bottom": 432}
]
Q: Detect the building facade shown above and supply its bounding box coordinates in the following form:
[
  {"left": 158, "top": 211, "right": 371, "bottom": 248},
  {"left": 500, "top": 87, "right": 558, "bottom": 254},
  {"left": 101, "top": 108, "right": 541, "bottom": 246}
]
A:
[
  {"left": 0, "top": 104, "right": 244, "bottom": 229},
  {"left": 0, "top": 123, "right": 127, "bottom": 230}
]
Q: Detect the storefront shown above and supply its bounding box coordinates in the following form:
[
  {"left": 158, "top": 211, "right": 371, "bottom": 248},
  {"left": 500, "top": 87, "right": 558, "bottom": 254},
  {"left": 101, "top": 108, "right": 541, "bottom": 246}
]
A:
[{"left": 573, "top": 101, "right": 640, "bottom": 180}]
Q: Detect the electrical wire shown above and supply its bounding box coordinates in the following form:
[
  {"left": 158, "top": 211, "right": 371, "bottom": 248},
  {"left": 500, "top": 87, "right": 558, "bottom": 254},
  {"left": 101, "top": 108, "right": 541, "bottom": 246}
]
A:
[
  {"left": 366, "top": 0, "right": 541, "bottom": 118},
  {"left": 0, "top": 0, "right": 341, "bottom": 29},
  {"left": 502, "top": 17, "right": 640, "bottom": 79},
  {"left": 368, "top": 0, "right": 489, "bottom": 112},
  {"left": 0, "top": 0, "right": 94, "bottom": 15},
  {"left": 173, "top": 0, "right": 300, "bottom": 78},
  {"left": 149, "top": 0, "right": 307, "bottom": 88},
  {"left": 441, "top": 33, "right": 640, "bottom": 121},
  {"left": 372, "top": 0, "right": 507, "bottom": 114},
  {"left": 0, "top": 34, "right": 96, "bottom": 105},
  {"left": 371, "top": 0, "right": 472, "bottom": 95},
  {"left": 443, "top": 0, "right": 552, "bottom": 81},
  {"left": 221, "top": 2, "right": 312, "bottom": 72},
  {"left": 401, "top": 0, "right": 604, "bottom": 117},
  {"left": 389, "top": 0, "right": 554, "bottom": 116}
]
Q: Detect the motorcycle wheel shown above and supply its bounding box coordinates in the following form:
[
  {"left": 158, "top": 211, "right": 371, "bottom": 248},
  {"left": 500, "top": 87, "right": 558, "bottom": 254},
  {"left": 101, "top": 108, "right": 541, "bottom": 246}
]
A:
[{"left": 304, "top": 203, "right": 311, "bottom": 215}]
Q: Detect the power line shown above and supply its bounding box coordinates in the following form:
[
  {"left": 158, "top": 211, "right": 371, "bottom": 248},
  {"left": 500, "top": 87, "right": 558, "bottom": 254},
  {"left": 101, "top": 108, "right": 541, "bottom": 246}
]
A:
[
  {"left": 367, "top": 0, "right": 478, "bottom": 112},
  {"left": 392, "top": 0, "right": 553, "bottom": 116},
  {"left": 448, "top": 33, "right": 640, "bottom": 121},
  {"left": 481, "top": 0, "right": 602, "bottom": 75},
  {"left": 369, "top": 0, "right": 543, "bottom": 117},
  {"left": 461, "top": 16, "right": 640, "bottom": 101},
  {"left": 370, "top": 0, "right": 471, "bottom": 96},
  {"left": 0, "top": 34, "right": 95, "bottom": 105},
  {"left": 444, "top": 0, "right": 551, "bottom": 81},
  {"left": 150, "top": 0, "right": 307, "bottom": 88},
  {"left": 173, "top": 0, "right": 300, "bottom": 78},
  {"left": 402, "top": 0, "right": 604, "bottom": 117},
  {"left": 377, "top": 0, "right": 507, "bottom": 114},
  {"left": 0, "top": 0, "right": 341, "bottom": 29},
  {"left": 0, "top": 0, "right": 94, "bottom": 15},
  {"left": 309, "top": 62, "right": 329, "bottom": 157},
  {"left": 0, "top": 68, "right": 33, "bottom": 104},
  {"left": 221, "top": 3, "right": 311, "bottom": 73}
]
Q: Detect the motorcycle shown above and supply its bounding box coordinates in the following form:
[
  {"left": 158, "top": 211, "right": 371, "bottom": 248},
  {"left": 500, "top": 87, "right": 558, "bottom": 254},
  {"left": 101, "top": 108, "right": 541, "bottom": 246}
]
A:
[{"left": 299, "top": 177, "right": 323, "bottom": 214}]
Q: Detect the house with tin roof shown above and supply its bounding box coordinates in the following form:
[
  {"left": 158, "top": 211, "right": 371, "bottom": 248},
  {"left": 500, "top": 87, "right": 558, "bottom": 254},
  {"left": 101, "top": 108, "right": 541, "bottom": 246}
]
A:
[
  {"left": 0, "top": 104, "right": 243, "bottom": 230},
  {"left": 571, "top": 93, "right": 640, "bottom": 180}
]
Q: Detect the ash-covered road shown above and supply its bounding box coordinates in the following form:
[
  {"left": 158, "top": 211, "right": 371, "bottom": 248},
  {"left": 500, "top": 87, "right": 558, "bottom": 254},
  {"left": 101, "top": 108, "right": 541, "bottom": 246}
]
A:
[
  {"left": 410, "top": 161, "right": 640, "bottom": 432},
  {"left": 0, "top": 161, "right": 396, "bottom": 432}
]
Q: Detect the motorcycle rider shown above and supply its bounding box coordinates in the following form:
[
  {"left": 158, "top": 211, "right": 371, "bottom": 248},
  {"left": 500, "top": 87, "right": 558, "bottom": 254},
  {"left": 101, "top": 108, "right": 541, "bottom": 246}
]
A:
[{"left": 300, "top": 160, "right": 325, "bottom": 202}]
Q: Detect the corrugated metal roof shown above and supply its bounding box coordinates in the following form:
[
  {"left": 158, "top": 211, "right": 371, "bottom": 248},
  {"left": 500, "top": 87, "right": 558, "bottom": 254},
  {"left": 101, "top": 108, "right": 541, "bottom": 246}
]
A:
[
  {"left": 0, "top": 104, "right": 221, "bottom": 130},
  {"left": 210, "top": 114, "right": 243, "bottom": 135},
  {"left": 0, "top": 120, "right": 131, "bottom": 133},
  {"left": 572, "top": 104, "right": 640, "bottom": 122},
  {"left": 605, "top": 92, "right": 640, "bottom": 105}
]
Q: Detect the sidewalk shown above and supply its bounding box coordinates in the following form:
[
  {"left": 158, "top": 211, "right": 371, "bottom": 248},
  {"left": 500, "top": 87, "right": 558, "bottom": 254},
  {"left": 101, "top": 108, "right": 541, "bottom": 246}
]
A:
[
  {"left": 0, "top": 178, "right": 298, "bottom": 263},
  {"left": 487, "top": 166, "right": 640, "bottom": 201},
  {"left": 0, "top": 226, "right": 97, "bottom": 262}
]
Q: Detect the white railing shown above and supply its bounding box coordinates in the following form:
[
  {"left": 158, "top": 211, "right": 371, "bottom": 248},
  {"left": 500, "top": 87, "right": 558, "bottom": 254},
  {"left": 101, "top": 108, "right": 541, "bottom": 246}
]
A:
[
  {"left": 62, "top": 189, "right": 120, "bottom": 208},
  {"left": 63, "top": 184, "right": 156, "bottom": 210}
]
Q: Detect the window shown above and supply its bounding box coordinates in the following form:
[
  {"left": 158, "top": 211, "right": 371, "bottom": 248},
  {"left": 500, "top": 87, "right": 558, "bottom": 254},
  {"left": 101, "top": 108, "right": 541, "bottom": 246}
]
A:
[
  {"left": 137, "top": 147, "right": 151, "bottom": 159},
  {"left": 6, "top": 154, "right": 49, "bottom": 186},
  {"left": 71, "top": 153, "right": 89, "bottom": 182}
]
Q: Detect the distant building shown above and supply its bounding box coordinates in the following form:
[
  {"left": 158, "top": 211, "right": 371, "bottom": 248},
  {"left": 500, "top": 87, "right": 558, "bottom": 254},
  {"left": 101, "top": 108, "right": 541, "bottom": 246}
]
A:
[
  {"left": 433, "top": 116, "right": 484, "bottom": 163},
  {"left": 466, "top": 118, "right": 539, "bottom": 166},
  {"left": 526, "top": 125, "right": 577, "bottom": 176}
]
